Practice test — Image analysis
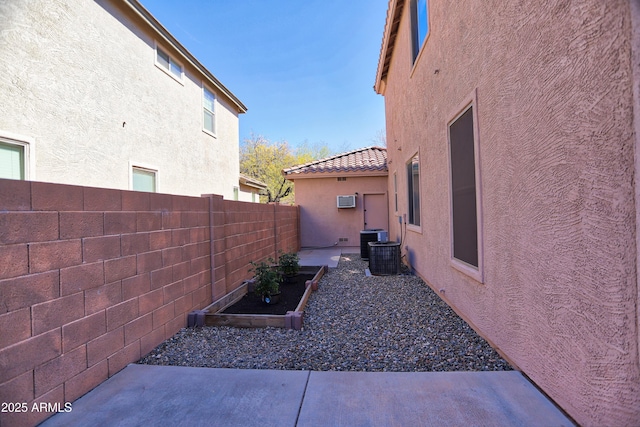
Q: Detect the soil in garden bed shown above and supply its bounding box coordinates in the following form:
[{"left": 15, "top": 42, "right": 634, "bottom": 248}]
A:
[{"left": 222, "top": 273, "right": 316, "bottom": 315}]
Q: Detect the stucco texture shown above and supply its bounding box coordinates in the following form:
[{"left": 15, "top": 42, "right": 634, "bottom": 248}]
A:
[
  {"left": 293, "top": 176, "right": 388, "bottom": 248},
  {"left": 0, "top": 0, "right": 241, "bottom": 198},
  {"left": 380, "top": 0, "right": 639, "bottom": 425}
]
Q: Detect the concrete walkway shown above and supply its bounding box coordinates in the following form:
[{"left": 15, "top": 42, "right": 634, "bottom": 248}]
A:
[{"left": 41, "top": 364, "right": 572, "bottom": 426}]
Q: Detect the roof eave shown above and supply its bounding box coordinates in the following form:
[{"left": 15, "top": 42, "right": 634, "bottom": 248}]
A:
[
  {"left": 374, "top": 0, "right": 404, "bottom": 95},
  {"left": 241, "top": 182, "right": 267, "bottom": 190},
  {"left": 124, "top": 0, "right": 248, "bottom": 114},
  {"left": 284, "top": 169, "right": 389, "bottom": 181}
]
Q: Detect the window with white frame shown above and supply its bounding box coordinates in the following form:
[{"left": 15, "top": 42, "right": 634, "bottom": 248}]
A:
[
  {"left": 132, "top": 166, "right": 157, "bottom": 192},
  {"left": 203, "top": 87, "right": 216, "bottom": 135},
  {"left": 0, "top": 134, "right": 31, "bottom": 180},
  {"left": 407, "top": 155, "right": 421, "bottom": 226},
  {"left": 410, "top": 0, "right": 429, "bottom": 62},
  {"left": 156, "top": 45, "right": 183, "bottom": 81}
]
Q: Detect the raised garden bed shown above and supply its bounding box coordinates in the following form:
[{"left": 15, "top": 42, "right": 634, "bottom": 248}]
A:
[{"left": 195, "top": 265, "right": 326, "bottom": 330}]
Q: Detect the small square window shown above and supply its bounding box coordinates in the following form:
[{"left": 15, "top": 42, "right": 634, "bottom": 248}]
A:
[
  {"left": 156, "top": 46, "right": 183, "bottom": 81},
  {"left": 0, "top": 141, "right": 25, "bottom": 180},
  {"left": 132, "top": 166, "right": 157, "bottom": 192}
]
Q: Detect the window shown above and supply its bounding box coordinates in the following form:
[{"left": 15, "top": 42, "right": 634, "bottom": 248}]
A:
[
  {"left": 0, "top": 133, "right": 31, "bottom": 180},
  {"left": 132, "top": 166, "right": 157, "bottom": 192},
  {"left": 203, "top": 87, "right": 216, "bottom": 135},
  {"left": 233, "top": 186, "right": 239, "bottom": 201},
  {"left": 393, "top": 172, "right": 398, "bottom": 212},
  {"left": 449, "top": 106, "right": 479, "bottom": 268},
  {"left": 0, "top": 141, "right": 25, "bottom": 180},
  {"left": 411, "top": 0, "right": 429, "bottom": 62},
  {"left": 156, "top": 45, "right": 183, "bottom": 81},
  {"left": 407, "top": 155, "right": 420, "bottom": 226}
]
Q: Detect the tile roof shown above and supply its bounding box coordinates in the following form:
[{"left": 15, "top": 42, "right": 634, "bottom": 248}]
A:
[{"left": 283, "top": 146, "right": 387, "bottom": 177}]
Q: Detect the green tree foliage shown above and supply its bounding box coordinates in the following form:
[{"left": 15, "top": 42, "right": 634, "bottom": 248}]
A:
[
  {"left": 294, "top": 140, "right": 333, "bottom": 165},
  {"left": 240, "top": 134, "right": 332, "bottom": 204}
]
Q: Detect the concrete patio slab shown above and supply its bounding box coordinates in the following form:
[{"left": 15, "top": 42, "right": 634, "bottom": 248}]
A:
[
  {"left": 40, "top": 365, "right": 573, "bottom": 427},
  {"left": 40, "top": 365, "right": 309, "bottom": 427},
  {"left": 298, "top": 248, "right": 342, "bottom": 268},
  {"left": 297, "top": 370, "right": 573, "bottom": 427},
  {"left": 298, "top": 247, "right": 359, "bottom": 269}
]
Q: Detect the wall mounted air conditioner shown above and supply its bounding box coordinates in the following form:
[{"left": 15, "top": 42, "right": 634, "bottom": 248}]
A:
[{"left": 337, "top": 195, "right": 356, "bottom": 208}]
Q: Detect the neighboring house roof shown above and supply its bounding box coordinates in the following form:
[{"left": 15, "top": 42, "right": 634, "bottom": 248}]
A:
[
  {"left": 283, "top": 146, "right": 387, "bottom": 178},
  {"left": 125, "top": 0, "right": 247, "bottom": 113},
  {"left": 239, "top": 174, "right": 268, "bottom": 190},
  {"left": 374, "top": 0, "right": 405, "bottom": 95}
]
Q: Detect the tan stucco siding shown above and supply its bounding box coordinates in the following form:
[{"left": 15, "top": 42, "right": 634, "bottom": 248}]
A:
[
  {"left": 293, "top": 175, "right": 388, "bottom": 248},
  {"left": 0, "top": 0, "right": 240, "bottom": 198},
  {"left": 382, "top": 1, "right": 639, "bottom": 425}
]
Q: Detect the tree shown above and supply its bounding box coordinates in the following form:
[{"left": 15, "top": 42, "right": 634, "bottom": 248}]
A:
[
  {"left": 240, "top": 134, "right": 294, "bottom": 203},
  {"left": 294, "top": 140, "right": 332, "bottom": 164},
  {"left": 372, "top": 128, "right": 387, "bottom": 147},
  {"left": 240, "top": 134, "right": 332, "bottom": 204}
]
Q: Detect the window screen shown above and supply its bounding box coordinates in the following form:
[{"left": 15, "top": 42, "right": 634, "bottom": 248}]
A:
[
  {"left": 449, "top": 107, "right": 478, "bottom": 267},
  {"left": 407, "top": 155, "right": 420, "bottom": 226}
]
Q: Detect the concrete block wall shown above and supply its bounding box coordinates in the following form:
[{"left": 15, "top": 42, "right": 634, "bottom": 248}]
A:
[
  {"left": 211, "top": 199, "right": 300, "bottom": 300},
  {"left": 0, "top": 180, "right": 299, "bottom": 427}
]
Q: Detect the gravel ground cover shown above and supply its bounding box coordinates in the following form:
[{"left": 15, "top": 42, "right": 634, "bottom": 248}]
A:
[{"left": 138, "top": 254, "right": 512, "bottom": 372}]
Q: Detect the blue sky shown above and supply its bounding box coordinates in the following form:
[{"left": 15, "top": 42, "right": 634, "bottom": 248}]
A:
[{"left": 140, "top": 0, "right": 388, "bottom": 154}]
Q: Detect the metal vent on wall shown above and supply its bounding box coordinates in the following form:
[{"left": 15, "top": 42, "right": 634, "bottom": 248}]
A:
[{"left": 337, "top": 195, "right": 356, "bottom": 208}]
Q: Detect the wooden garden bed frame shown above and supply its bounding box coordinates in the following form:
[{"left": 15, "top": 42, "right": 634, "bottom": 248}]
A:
[{"left": 200, "top": 265, "right": 327, "bottom": 330}]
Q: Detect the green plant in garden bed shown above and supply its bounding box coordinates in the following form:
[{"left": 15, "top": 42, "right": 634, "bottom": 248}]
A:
[
  {"left": 249, "top": 259, "right": 281, "bottom": 303},
  {"left": 278, "top": 251, "right": 300, "bottom": 277}
]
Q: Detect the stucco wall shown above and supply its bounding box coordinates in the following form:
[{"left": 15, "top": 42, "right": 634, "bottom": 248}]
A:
[
  {"left": 381, "top": 0, "right": 639, "bottom": 425},
  {"left": 0, "top": 0, "right": 241, "bottom": 198},
  {"left": 237, "top": 185, "right": 259, "bottom": 203},
  {"left": 293, "top": 175, "right": 388, "bottom": 248}
]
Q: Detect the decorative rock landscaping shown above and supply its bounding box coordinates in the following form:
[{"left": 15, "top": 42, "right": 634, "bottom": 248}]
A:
[{"left": 139, "top": 255, "right": 513, "bottom": 372}]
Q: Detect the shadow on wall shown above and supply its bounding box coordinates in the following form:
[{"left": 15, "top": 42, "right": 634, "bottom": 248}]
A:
[{"left": 404, "top": 245, "right": 416, "bottom": 272}]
